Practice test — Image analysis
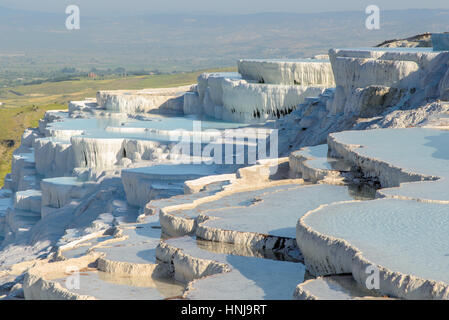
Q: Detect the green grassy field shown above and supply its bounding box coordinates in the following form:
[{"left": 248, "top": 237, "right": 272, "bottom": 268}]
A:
[{"left": 0, "top": 67, "right": 234, "bottom": 187}]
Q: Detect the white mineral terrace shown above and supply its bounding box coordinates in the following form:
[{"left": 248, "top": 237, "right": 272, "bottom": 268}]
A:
[
  {"left": 2, "top": 46, "right": 449, "bottom": 300},
  {"left": 288, "top": 144, "right": 351, "bottom": 184},
  {"left": 96, "top": 86, "right": 191, "bottom": 114},
  {"left": 299, "top": 199, "right": 449, "bottom": 299},
  {"left": 328, "top": 47, "right": 449, "bottom": 115},
  {"left": 237, "top": 58, "right": 335, "bottom": 86},
  {"left": 293, "top": 275, "right": 388, "bottom": 300},
  {"left": 328, "top": 128, "right": 449, "bottom": 202},
  {"left": 156, "top": 236, "right": 306, "bottom": 300}
]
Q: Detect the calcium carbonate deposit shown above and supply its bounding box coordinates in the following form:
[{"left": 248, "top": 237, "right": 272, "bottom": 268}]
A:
[{"left": 1, "top": 34, "right": 449, "bottom": 300}]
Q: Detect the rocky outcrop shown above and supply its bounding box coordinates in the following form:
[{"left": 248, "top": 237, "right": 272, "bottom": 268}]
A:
[{"left": 376, "top": 33, "right": 432, "bottom": 48}]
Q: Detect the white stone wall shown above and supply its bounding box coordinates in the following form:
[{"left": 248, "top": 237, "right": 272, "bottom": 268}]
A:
[
  {"left": 328, "top": 48, "right": 449, "bottom": 115},
  {"left": 238, "top": 59, "right": 335, "bottom": 86},
  {"left": 96, "top": 86, "right": 190, "bottom": 114},
  {"left": 221, "top": 79, "right": 326, "bottom": 123}
]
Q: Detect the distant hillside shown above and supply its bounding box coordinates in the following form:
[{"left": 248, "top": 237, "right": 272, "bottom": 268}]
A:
[{"left": 0, "top": 7, "right": 449, "bottom": 80}]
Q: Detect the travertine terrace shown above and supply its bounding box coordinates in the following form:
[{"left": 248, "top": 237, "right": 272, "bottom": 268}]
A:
[{"left": 1, "top": 36, "right": 449, "bottom": 300}]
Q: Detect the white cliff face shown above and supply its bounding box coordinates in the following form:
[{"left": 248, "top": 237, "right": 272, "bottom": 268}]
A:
[
  {"left": 96, "top": 86, "right": 192, "bottom": 114},
  {"left": 195, "top": 62, "right": 330, "bottom": 123},
  {"left": 40, "top": 177, "right": 87, "bottom": 215},
  {"left": 34, "top": 139, "right": 74, "bottom": 178},
  {"left": 331, "top": 56, "right": 419, "bottom": 90},
  {"left": 195, "top": 183, "right": 354, "bottom": 261},
  {"left": 328, "top": 48, "right": 449, "bottom": 115},
  {"left": 71, "top": 137, "right": 128, "bottom": 169},
  {"left": 183, "top": 91, "right": 202, "bottom": 115},
  {"left": 197, "top": 72, "right": 242, "bottom": 118},
  {"left": 272, "top": 47, "right": 449, "bottom": 156},
  {"left": 221, "top": 79, "right": 326, "bottom": 123},
  {"left": 13, "top": 190, "right": 42, "bottom": 214},
  {"left": 238, "top": 59, "right": 335, "bottom": 86},
  {"left": 197, "top": 72, "right": 242, "bottom": 106},
  {"left": 38, "top": 110, "right": 67, "bottom": 135}
]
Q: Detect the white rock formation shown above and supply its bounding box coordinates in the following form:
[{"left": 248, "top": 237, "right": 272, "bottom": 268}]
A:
[
  {"left": 293, "top": 275, "right": 386, "bottom": 300},
  {"left": 328, "top": 127, "right": 449, "bottom": 202},
  {"left": 13, "top": 190, "right": 41, "bottom": 214},
  {"left": 183, "top": 91, "right": 202, "bottom": 115},
  {"left": 183, "top": 173, "right": 236, "bottom": 194},
  {"left": 328, "top": 48, "right": 449, "bottom": 115},
  {"left": 156, "top": 159, "right": 298, "bottom": 238},
  {"left": 97, "top": 86, "right": 191, "bottom": 114},
  {"left": 195, "top": 183, "right": 353, "bottom": 261},
  {"left": 23, "top": 254, "right": 101, "bottom": 300},
  {"left": 40, "top": 177, "right": 88, "bottom": 216},
  {"left": 221, "top": 79, "right": 326, "bottom": 123},
  {"left": 156, "top": 236, "right": 305, "bottom": 299},
  {"left": 196, "top": 72, "right": 327, "bottom": 123},
  {"left": 34, "top": 138, "right": 74, "bottom": 178},
  {"left": 121, "top": 164, "right": 224, "bottom": 207},
  {"left": 288, "top": 144, "right": 350, "bottom": 183},
  {"left": 237, "top": 59, "right": 335, "bottom": 86},
  {"left": 377, "top": 33, "right": 432, "bottom": 48},
  {"left": 272, "top": 48, "right": 449, "bottom": 156},
  {"left": 291, "top": 125, "right": 449, "bottom": 300},
  {"left": 297, "top": 199, "right": 449, "bottom": 300}
]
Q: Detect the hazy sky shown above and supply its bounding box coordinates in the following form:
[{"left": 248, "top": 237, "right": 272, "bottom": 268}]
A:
[{"left": 1, "top": 0, "right": 449, "bottom": 15}]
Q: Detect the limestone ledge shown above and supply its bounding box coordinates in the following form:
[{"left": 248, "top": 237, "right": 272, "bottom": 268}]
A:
[
  {"left": 23, "top": 254, "right": 101, "bottom": 300},
  {"left": 156, "top": 240, "right": 230, "bottom": 284},
  {"left": 327, "top": 133, "right": 435, "bottom": 189},
  {"left": 296, "top": 202, "right": 449, "bottom": 300}
]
